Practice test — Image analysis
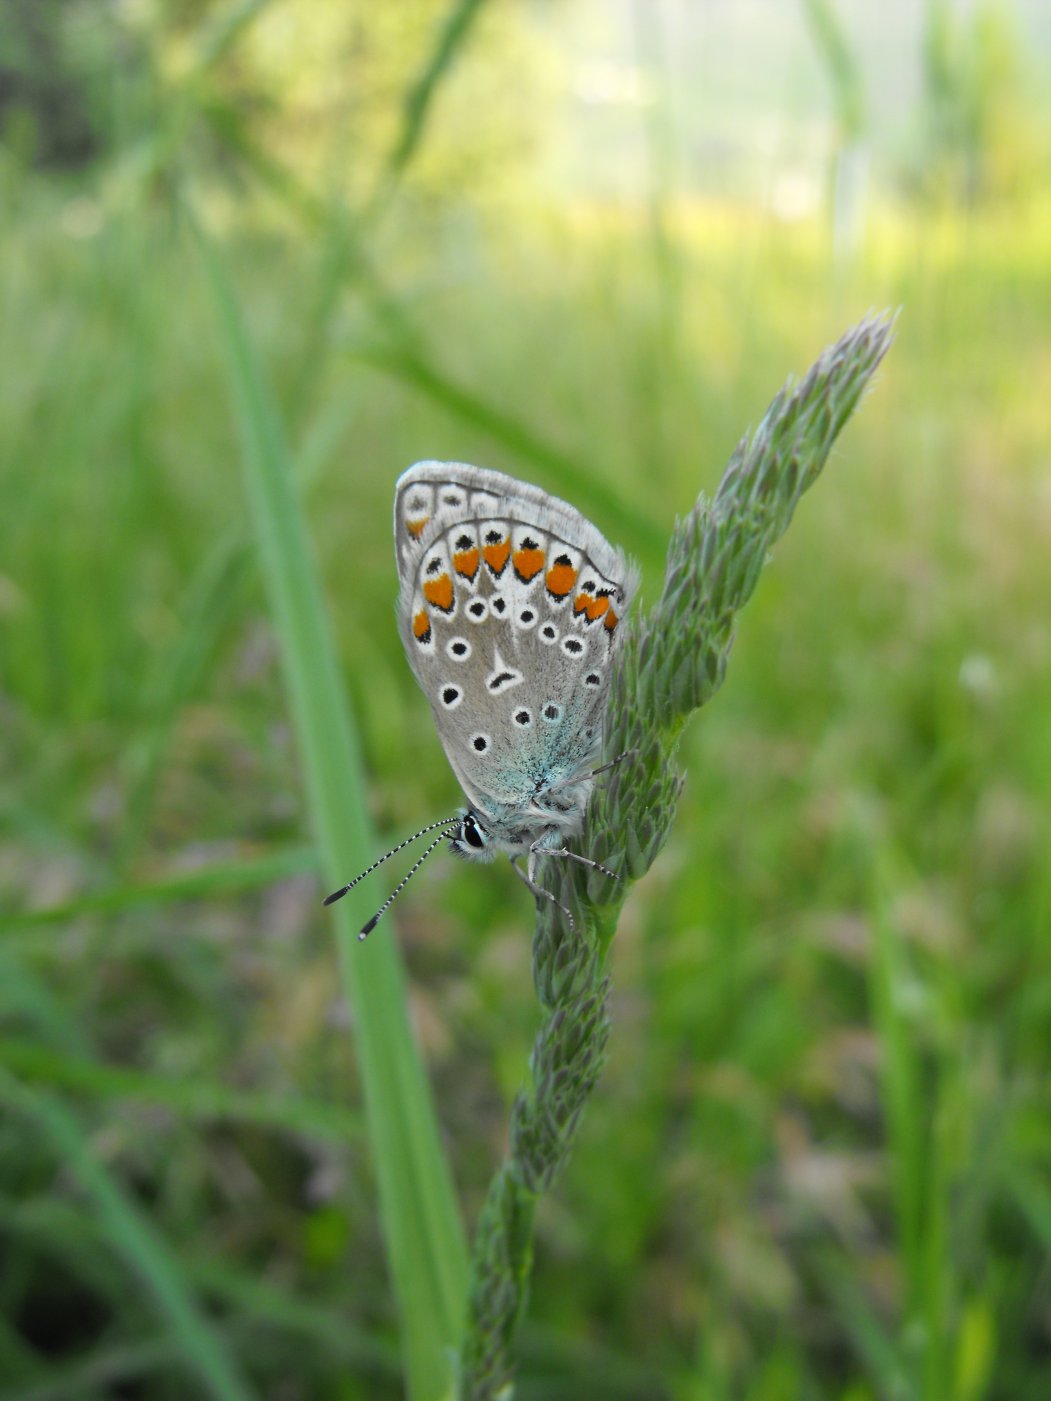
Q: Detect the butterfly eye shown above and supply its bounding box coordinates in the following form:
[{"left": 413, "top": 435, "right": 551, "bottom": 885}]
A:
[{"left": 462, "top": 814, "right": 486, "bottom": 849}]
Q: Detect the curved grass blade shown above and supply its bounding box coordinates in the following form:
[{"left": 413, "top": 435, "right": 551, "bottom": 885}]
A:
[
  {"left": 384, "top": 0, "right": 491, "bottom": 186},
  {"left": 0, "top": 1038, "right": 360, "bottom": 1144}
]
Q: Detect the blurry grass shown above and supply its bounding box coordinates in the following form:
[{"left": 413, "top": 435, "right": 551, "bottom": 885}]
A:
[
  {"left": 0, "top": 1068, "right": 254, "bottom": 1401},
  {"left": 0, "top": 165, "right": 1049, "bottom": 1399},
  {"left": 0, "top": 1039, "right": 360, "bottom": 1143},
  {"left": 381, "top": 0, "right": 493, "bottom": 189},
  {"left": 0, "top": 1188, "right": 400, "bottom": 1381},
  {"left": 3, "top": 846, "right": 316, "bottom": 932}
]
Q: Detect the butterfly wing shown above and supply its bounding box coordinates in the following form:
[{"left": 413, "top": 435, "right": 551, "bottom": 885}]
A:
[{"left": 393, "top": 461, "right": 636, "bottom": 820}]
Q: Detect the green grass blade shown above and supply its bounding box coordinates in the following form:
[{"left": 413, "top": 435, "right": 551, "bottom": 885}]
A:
[
  {"left": 2, "top": 1189, "right": 401, "bottom": 1378},
  {"left": 191, "top": 211, "right": 468, "bottom": 1400},
  {"left": 812, "top": 1247, "right": 909, "bottom": 1397},
  {"left": 355, "top": 344, "right": 666, "bottom": 554},
  {"left": 0, "top": 1038, "right": 360, "bottom": 1143},
  {"left": 801, "top": 0, "right": 866, "bottom": 140},
  {"left": 114, "top": 534, "right": 251, "bottom": 872},
  {"left": 384, "top": 0, "right": 491, "bottom": 184},
  {"left": 869, "top": 841, "right": 952, "bottom": 1395},
  {"left": 1, "top": 845, "right": 317, "bottom": 934},
  {"left": 192, "top": 0, "right": 276, "bottom": 75},
  {"left": 0, "top": 1309, "right": 47, "bottom": 1391},
  {"left": 0, "top": 1336, "right": 177, "bottom": 1401},
  {"left": 0, "top": 1069, "right": 255, "bottom": 1401},
  {"left": 0, "top": 949, "right": 91, "bottom": 1056}
]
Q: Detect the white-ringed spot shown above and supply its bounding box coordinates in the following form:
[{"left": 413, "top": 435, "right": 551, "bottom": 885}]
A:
[
  {"left": 542, "top": 702, "right": 563, "bottom": 724},
  {"left": 439, "top": 685, "right": 463, "bottom": 711},
  {"left": 561, "top": 636, "right": 586, "bottom": 659},
  {"left": 446, "top": 637, "right": 471, "bottom": 661},
  {"left": 470, "top": 733, "right": 491, "bottom": 753},
  {"left": 513, "top": 708, "right": 533, "bottom": 728},
  {"left": 466, "top": 599, "right": 489, "bottom": 623},
  {"left": 539, "top": 623, "right": 558, "bottom": 645}
]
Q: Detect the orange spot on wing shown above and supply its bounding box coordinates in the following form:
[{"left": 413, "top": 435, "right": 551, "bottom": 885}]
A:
[
  {"left": 604, "top": 605, "right": 619, "bottom": 632},
  {"left": 413, "top": 610, "right": 431, "bottom": 640},
  {"left": 482, "top": 538, "right": 510, "bottom": 575},
  {"left": 546, "top": 561, "right": 577, "bottom": 597},
  {"left": 453, "top": 547, "right": 479, "bottom": 580},
  {"left": 574, "top": 592, "right": 592, "bottom": 616},
  {"left": 585, "top": 595, "right": 610, "bottom": 622},
  {"left": 406, "top": 517, "right": 428, "bottom": 539},
  {"left": 513, "top": 546, "right": 545, "bottom": 581},
  {"left": 422, "top": 574, "right": 454, "bottom": 611}
]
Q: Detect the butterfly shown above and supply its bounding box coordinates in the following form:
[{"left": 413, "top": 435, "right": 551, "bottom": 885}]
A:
[{"left": 325, "top": 461, "right": 636, "bottom": 937}]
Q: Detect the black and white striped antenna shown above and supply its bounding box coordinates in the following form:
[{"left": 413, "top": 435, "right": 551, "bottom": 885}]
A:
[{"left": 323, "top": 817, "right": 459, "bottom": 940}]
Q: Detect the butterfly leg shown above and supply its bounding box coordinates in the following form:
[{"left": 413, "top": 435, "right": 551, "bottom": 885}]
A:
[
  {"left": 589, "top": 747, "right": 637, "bottom": 779},
  {"left": 536, "top": 845, "right": 621, "bottom": 882},
  {"left": 510, "top": 855, "right": 576, "bottom": 931}
]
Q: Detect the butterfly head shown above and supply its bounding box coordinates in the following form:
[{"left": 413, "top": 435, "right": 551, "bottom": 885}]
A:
[{"left": 448, "top": 809, "right": 499, "bottom": 864}]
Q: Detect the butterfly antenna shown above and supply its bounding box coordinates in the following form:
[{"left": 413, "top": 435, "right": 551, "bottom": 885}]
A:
[
  {"left": 358, "top": 830, "right": 453, "bottom": 940},
  {"left": 322, "top": 817, "right": 459, "bottom": 907}
]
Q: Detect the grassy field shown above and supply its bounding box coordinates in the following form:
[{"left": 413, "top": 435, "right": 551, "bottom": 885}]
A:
[{"left": 1, "top": 134, "right": 1050, "bottom": 1401}]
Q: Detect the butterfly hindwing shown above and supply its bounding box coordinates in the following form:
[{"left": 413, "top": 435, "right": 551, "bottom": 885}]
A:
[{"left": 394, "top": 463, "right": 635, "bottom": 819}]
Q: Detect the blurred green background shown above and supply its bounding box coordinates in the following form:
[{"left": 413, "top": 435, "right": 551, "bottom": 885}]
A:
[{"left": 2, "top": 1, "right": 1050, "bottom": 1398}]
